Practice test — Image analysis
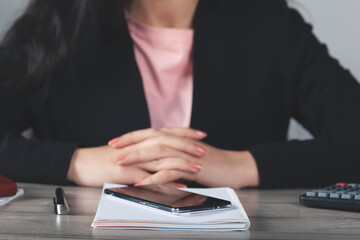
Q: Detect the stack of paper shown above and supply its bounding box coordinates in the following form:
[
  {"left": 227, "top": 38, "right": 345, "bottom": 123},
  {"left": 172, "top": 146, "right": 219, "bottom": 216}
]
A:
[{"left": 91, "top": 183, "right": 250, "bottom": 231}]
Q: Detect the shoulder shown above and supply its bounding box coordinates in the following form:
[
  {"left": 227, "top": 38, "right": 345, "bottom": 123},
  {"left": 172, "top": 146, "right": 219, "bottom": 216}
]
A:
[
  {"left": 197, "top": 0, "right": 293, "bottom": 32},
  {"left": 220, "top": 0, "right": 286, "bottom": 9},
  {"left": 214, "top": 0, "right": 308, "bottom": 43},
  {"left": 219, "top": 0, "right": 307, "bottom": 28},
  {"left": 212, "top": 0, "right": 291, "bottom": 44},
  {"left": 219, "top": 0, "right": 287, "bottom": 18}
]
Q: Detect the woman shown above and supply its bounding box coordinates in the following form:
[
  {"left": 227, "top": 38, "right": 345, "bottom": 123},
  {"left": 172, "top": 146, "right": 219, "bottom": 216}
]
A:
[{"left": 1, "top": 0, "right": 360, "bottom": 188}]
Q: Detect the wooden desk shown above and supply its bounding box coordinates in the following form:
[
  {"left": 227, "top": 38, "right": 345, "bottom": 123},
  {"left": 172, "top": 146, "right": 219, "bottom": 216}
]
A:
[{"left": 0, "top": 183, "right": 359, "bottom": 239}]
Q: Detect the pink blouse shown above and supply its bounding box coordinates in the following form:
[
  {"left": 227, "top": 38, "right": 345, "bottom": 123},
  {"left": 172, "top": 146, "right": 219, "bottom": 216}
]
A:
[{"left": 125, "top": 12, "right": 194, "bottom": 129}]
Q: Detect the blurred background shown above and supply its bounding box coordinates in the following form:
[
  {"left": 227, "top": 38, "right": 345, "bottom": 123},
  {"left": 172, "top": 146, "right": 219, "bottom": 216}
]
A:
[{"left": 0, "top": 0, "right": 359, "bottom": 140}]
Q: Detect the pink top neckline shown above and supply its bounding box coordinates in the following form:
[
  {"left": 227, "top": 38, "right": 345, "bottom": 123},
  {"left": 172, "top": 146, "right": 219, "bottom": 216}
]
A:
[{"left": 125, "top": 11, "right": 194, "bottom": 129}]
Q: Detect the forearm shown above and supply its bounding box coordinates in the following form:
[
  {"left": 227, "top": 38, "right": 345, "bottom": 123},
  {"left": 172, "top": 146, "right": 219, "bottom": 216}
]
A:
[
  {"left": 66, "top": 147, "right": 106, "bottom": 186},
  {"left": 224, "top": 150, "right": 260, "bottom": 189},
  {"left": 66, "top": 146, "right": 105, "bottom": 186},
  {"left": 0, "top": 131, "right": 78, "bottom": 184}
]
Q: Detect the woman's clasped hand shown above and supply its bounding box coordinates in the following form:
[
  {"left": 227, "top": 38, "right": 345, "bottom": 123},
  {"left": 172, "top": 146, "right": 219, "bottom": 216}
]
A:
[
  {"left": 107, "top": 128, "right": 260, "bottom": 189},
  {"left": 67, "top": 128, "right": 260, "bottom": 188}
]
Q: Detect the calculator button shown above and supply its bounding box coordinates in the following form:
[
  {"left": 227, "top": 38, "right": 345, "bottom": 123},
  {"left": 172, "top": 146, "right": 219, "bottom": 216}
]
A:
[
  {"left": 306, "top": 191, "right": 317, "bottom": 197},
  {"left": 318, "top": 192, "right": 328, "bottom": 198},
  {"left": 336, "top": 191, "right": 346, "bottom": 194},
  {"left": 330, "top": 193, "right": 340, "bottom": 198},
  {"left": 341, "top": 194, "right": 352, "bottom": 199},
  {"left": 318, "top": 190, "right": 332, "bottom": 193},
  {"left": 336, "top": 183, "right": 348, "bottom": 187},
  {"left": 347, "top": 191, "right": 357, "bottom": 195}
]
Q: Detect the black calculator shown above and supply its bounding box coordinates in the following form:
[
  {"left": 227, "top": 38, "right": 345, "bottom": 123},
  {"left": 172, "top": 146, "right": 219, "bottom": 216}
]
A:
[{"left": 300, "top": 183, "right": 360, "bottom": 212}]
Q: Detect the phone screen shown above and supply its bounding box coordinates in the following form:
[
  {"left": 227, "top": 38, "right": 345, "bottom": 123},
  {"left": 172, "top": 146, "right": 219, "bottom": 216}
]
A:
[{"left": 104, "top": 184, "right": 231, "bottom": 214}]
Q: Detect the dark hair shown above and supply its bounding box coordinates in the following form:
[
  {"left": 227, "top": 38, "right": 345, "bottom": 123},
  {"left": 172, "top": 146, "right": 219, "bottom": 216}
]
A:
[{"left": 0, "top": 0, "right": 128, "bottom": 90}]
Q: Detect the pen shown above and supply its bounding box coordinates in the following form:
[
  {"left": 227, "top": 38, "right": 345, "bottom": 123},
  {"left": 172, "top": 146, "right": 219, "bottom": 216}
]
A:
[{"left": 53, "top": 187, "right": 69, "bottom": 215}]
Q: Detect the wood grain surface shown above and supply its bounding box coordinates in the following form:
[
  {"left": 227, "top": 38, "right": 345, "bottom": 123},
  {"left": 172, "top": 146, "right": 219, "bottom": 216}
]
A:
[{"left": 0, "top": 183, "right": 359, "bottom": 239}]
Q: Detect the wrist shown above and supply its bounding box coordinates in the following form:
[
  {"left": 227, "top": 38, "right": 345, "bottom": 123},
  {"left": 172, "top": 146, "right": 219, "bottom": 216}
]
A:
[{"left": 226, "top": 150, "right": 260, "bottom": 188}]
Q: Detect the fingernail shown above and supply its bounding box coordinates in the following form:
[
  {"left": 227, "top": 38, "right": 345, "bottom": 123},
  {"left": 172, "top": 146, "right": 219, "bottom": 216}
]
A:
[
  {"left": 115, "top": 154, "right": 126, "bottom": 162},
  {"left": 195, "top": 130, "right": 207, "bottom": 138},
  {"left": 196, "top": 146, "right": 207, "bottom": 155},
  {"left": 190, "top": 162, "right": 203, "bottom": 171},
  {"left": 134, "top": 183, "right": 142, "bottom": 186},
  {"left": 108, "top": 137, "right": 120, "bottom": 146}
]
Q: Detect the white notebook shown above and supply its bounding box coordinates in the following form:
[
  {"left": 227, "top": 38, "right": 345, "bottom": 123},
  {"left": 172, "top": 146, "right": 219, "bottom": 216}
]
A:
[{"left": 91, "top": 183, "right": 250, "bottom": 231}]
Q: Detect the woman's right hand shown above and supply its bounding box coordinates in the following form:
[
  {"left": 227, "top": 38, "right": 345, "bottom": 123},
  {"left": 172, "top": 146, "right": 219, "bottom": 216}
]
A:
[
  {"left": 66, "top": 144, "right": 201, "bottom": 187},
  {"left": 66, "top": 145, "right": 154, "bottom": 187},
  {"left": 67, "top": 128, "right": 208, "bottom": 187}
]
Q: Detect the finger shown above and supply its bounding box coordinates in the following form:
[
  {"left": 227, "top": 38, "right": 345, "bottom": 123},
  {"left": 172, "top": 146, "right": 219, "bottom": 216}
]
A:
[
  {"left": 109, "top": 128, "right": 207, "bottom": 148},
  {"left": 115, "top": 138, "right": 206, "bottom": 166},
  {"left": 135, "top": 170, "right": 196, "bottom": 186},
  {"left": 112, "top": 133, "right": 207, "bottom": 165},
  {"left": 160, "top": 127, "right": 207, "bottom": 140},
  {"left": 137, "top": 158, "right": 203, "bottom": 173},
  {"left": 108, "top": 137, "right": 121, "bottom": 146},
  {"left": 108, "top": 128, "right": 161, "bottom": 148},
  {"left": 166, "top": 182, "right": 188, "bottom": 188},
  {"left": 130, "top": 168, "right": 152, "bottom": 184},
  {"left": 113, "top": 166, "right": 151, "bottom": 185},
  {"left": 116, "top": 145, "right": 197, "bottom": 166}
]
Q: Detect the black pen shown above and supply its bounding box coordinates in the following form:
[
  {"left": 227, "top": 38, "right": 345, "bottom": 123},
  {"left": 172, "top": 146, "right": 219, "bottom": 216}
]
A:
[{"left": 53, "top": 187, "right": 69, "bottom": 215}]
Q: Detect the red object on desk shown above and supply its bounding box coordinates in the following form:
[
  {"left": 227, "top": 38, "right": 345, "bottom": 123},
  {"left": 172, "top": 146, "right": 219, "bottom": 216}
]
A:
[
  {"left": 336, "top": 182, "right": 348, "bottom": 187},
  {"left": 0, "top": 174, "right": 17, "bottom": 197}
]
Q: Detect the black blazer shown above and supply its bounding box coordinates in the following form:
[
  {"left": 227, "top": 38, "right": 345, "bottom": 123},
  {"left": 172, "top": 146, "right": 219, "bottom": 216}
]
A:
[{"left": 1, "top": 0, "right": 360, "bottom": 188}]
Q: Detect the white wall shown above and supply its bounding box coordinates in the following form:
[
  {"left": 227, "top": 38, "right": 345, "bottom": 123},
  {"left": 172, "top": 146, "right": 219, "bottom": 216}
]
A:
[
  {"left": 289, "top": 0, "right": 360, "bottom": 81},
  {"left": 0, "top": 0, "right": 359, "bottom": 140},
  {"left": 0, "top": 0, "right": 28, "bottom": 39},
  {"left": 288, "top": 0, "right": 360, "bottom": 140}
]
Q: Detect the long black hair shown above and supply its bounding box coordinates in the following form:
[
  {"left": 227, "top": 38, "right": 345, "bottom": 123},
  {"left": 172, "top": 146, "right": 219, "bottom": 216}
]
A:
[{"left": 0, "top": 0, "right": 128, "bottom": 90}]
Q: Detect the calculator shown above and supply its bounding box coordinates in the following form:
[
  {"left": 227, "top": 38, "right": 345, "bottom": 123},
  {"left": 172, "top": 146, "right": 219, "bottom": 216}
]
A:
[{"left": 299, "top": 183, "right": 360, "bottom": 212}]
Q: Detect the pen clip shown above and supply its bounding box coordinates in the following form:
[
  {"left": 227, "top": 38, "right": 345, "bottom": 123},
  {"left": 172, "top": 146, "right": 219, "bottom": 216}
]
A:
[{"left": 54, "top": 187, "right": 69, "bottom": 215}]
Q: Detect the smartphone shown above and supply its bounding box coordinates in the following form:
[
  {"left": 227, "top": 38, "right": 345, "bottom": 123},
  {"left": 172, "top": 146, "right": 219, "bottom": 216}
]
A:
[{"left": 104, "top": 184, "right": 232, "bottom": 215}]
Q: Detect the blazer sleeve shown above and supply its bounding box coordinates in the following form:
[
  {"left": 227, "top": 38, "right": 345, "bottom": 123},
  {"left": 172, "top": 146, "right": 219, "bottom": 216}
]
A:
[
  {"left": 0, "top": 52, "right": 78, "bottom": 184},
  {"left": 249, "top": 2, "right": 360, "bottom": 188}
]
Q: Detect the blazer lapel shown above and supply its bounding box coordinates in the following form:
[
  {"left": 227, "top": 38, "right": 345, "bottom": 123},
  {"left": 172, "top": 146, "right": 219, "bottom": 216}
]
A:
[{"left": 191, "top": 0, "right": 225, "bottom": 143}]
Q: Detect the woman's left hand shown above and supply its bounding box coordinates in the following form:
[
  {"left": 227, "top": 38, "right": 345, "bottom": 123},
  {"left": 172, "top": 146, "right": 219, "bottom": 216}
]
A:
[
  {"left": 108, "top": 128, "right": 260, "bottom": 189},
  {"left": 142, "top": 144, "right": 260, "bottom": 189}
]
